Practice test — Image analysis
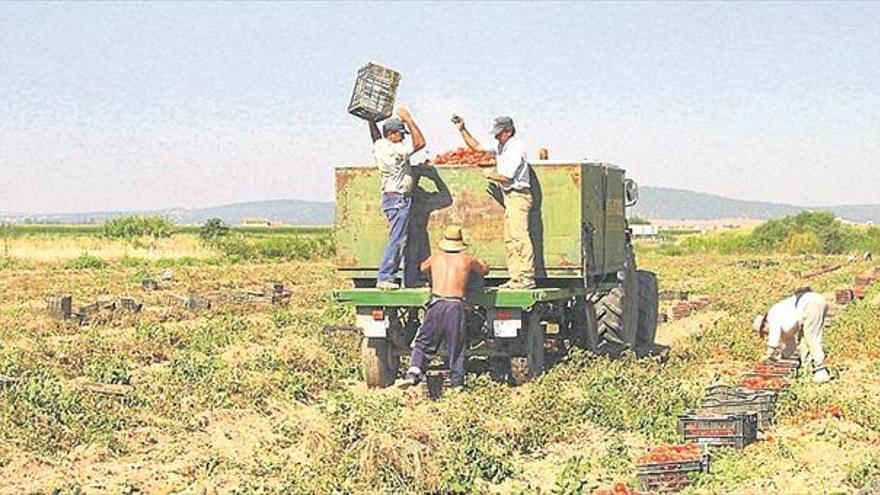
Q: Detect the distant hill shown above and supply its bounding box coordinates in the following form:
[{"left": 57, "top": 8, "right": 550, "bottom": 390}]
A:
[
  {"left": 632, "top": 187, "right": 879, "bottom": 224},
  {"left": 2, "top": 187, "right": 877, "bottom": 225},
  {"left": 0, "top": 199, "right": 335, "bottom": 226}
]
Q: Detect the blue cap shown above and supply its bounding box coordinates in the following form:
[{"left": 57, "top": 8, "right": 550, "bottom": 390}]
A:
[
  {"left": 490, "top": 116, "right": 514, "bottom": 136},
  {"left": 382, "top": 118, "right": 410, "bottom": 136}
]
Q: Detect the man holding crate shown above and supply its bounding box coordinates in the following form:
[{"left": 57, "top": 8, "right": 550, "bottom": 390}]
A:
[
  {"left": 368, "top": 107, "right": 426, "bottom": 289},
  {"left": 753, "top": 288, "right": 831, "bottom": 383},
  {"left": 452, "top": 114, "right": 535, "bottom": 289}
]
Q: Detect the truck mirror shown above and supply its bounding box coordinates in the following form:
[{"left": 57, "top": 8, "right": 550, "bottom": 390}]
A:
[{"left": 624, "top": 179, "right": 639, "bottom": 207}]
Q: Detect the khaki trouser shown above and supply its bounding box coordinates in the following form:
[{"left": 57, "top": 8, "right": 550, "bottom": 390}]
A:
[
  {"left": 503, "top": 190, "right": 534, "bottom": 283},
  {"left": 781, "top": 293, "right": 827, "bottom": 369}
]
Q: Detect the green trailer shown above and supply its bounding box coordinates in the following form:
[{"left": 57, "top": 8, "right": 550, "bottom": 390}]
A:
[{"left": 333, "top": 160, "right": 659, "bottom": 387}]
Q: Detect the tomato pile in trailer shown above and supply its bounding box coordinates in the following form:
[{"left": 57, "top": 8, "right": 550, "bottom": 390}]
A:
[{"left": 432, "top": 147, "right": 496, "bottom": 165}]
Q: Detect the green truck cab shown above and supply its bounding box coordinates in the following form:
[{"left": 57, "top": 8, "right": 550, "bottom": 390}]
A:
[{"left": 333, "top": 160, "right": 659, "bottom": 387}]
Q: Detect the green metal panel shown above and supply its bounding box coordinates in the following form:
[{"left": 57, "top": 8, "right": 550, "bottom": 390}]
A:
[
  {"left": 333, "top": 287, "right": 593, "bottom": 309},
  {"left": 335, "top": 161, "right": 628, "bottom": 280},
  {"left": 581, "top": 164, "right": 606, "bottom": 275},
  {"left": 603, "top": 166, "right": 627, "bottom": 272}
]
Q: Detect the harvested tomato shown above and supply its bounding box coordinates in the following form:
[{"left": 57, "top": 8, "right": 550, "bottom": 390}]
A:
[
  {"left": 637, "top": 443, "right": 701, "bottom": 464},
  {"left": 432, "top": 147, "right": 496, "bottom": 166},
  {"left": 741, "top": 374, "right": 787, "bottom": 390}
]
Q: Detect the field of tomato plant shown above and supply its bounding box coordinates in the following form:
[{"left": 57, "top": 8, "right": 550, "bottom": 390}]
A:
[{"left": 0, "top": 232, "right": 878, "bottom": 494}]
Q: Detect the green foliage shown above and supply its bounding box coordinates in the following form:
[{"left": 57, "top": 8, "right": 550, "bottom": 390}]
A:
[
  {"left": 85, "top": 355, "right": 132, "bottom": 385},
  {"left": 63, "top": 253, "right": 107, "bottom": 269},
  {"left": 199, "top": 217, "right": 230, "bottom": 248},
  {"left": 212, "top": 232, "right": 334, "bottom": 261},
  {"left": 752, "top": 211, "right": 849, "bottom": 253},
  {"left": 845, "top": 454, "right": 880, "bottom": 489},
  {"left": 102, "top": 215, "right": 174, "bottom": 243},
  {"left": 655, "top": 211, "right": 879, "bottom": 256},
  {"left": 629, "top": 216, "right": 651, "bottom": 225}
]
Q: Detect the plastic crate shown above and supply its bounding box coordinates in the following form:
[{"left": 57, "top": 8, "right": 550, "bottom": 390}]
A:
[
  {"left": 703, "top": 384, "right": 779, "bottom": 404},
  {"left": 740, "top": 373, "right": 789, "bottom": 392},
  {"left": 678, "top": 412, "right": 758, "bottom": 449},
  {"left": 698, "top": 395, "right": 775, "bottom": 430},
  {"left": 348, "top": 62, "right": 401, "bottom": 121},
  {"left": 752, "top": 359, "right": 800, "bottom": 378},
  {"left": 637, "top": 455, "right": 709, "bottom": 493}
]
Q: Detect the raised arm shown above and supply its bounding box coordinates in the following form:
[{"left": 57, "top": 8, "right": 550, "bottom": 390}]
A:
[
  {"left": 453, "top": 115, "right": 481, "bottom": 151},
  {"left": 396, "top": 107, "right": 425, "bottom": 152},
  {"left": 368, "top": 119, "right": 381, "bottom": 143}
]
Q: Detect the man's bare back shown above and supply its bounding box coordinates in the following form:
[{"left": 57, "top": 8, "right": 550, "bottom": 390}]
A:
[{"left": 421, "top": 251, "right": 490, "bottom": 298}]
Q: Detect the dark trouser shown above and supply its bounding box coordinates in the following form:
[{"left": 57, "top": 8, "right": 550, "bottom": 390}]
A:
[
  {"left": 409, "top": 299, "right": 466, "bottom": 385},
  {"left": 377, "top": 193, "right": 411, "bottom": 283}
]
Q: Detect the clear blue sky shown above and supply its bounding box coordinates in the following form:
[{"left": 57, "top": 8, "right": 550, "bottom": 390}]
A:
[{"left": 1, "top": 1, "right": 878, "bottom": 213}]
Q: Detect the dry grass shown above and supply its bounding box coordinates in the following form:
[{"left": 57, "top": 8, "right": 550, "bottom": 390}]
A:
[{"left": 4, "top": 234, "right": 213, "bottom": 263}]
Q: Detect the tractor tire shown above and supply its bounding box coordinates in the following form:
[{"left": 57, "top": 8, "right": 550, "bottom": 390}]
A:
[
  {"left": 360, "top": 337, "right": 397, "bottom": 388},
  {"left": 596, "top": 247, "right": 638, "bottom": 348},
  {"left": 570, "top": 297, "right": 599, "bottom": 352},
  {"left": 636, "top": 270, "right": 659, "bottom": 346}
]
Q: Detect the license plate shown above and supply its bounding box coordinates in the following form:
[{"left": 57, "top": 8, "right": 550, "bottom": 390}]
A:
[
  {"left": 493, "top": 319, "right": 520, "bottom": 338},
  {"left": 356, "top": 314, "right": 388, "bottom": 338}
]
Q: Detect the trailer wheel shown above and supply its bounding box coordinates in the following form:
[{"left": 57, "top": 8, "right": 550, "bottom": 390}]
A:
[
  {"left": 570, "top": 298, "right": 599, "bottom": 352},
  {"left": 596, "top": 246, "right": 638, "bottom": 348},
  {"left": 361, "top": 337, "right": 397, "bottom": 388},
  {"left": 636, "top": 270, "right": 659, "bottom": 345}
]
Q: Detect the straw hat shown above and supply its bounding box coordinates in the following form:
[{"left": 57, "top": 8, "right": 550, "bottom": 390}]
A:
[{"left": 439, "top": 225, "right": 468, "bottom": 252}]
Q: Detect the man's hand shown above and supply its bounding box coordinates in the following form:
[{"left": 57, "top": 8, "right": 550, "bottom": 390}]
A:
[
  {"left": 396, "top": 106, "right": 413, "bottom": 122},
  {"left": 451, "top": 114, "right": 465, "bottom": 131},
  {"left": 486, "top": 182, "right": 505, "bottom": 207},
  {"left": 762, "top": 346, "right": 781, "bottom": 361}
]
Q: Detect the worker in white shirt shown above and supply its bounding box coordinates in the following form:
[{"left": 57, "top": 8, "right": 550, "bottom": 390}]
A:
[
  {"left": 452, "top": 114, "right": 535, "bottom": 289},
  {"left": 752, "top": 288, "right": 831, "bottom": 383}
]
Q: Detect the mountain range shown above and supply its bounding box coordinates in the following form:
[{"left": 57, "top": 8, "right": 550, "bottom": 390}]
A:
[{"left": 1, "top": 187, "right": 877, "bottom": 225}]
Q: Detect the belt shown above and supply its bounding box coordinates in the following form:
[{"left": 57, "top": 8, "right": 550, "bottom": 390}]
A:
[
  {"left": 431, "top": 294, "right": 465, "bottom": 302},
  {"left": 383, "top": 191, "right": 410, "bottom": 197},
  {"left": 504, "top": 187, "right": 531, "bottom": 195}
]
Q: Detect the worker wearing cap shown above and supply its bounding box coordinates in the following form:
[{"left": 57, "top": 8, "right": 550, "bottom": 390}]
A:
[
  {"left": 400, "top": 225, "right": 490, "bottom": 388},
  {"left": 753, "top": 289, "right": 831, "bottom": 383},
  {"left": 368, "top": 107, "right": 426, "bottom": 289},
  {"left": 453, "top": 115, "right": 535, "bottom": 289}
]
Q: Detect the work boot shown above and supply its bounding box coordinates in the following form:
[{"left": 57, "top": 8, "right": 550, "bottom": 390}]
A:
[
  {"left": 397, "top": 368, "right": 422, "bottom": 389},
  {"left": 376, "top": 280, "right": 399, "bottom": 290},
  {"left": 813, "top": 367, "right": 831, "bottom": 383}
]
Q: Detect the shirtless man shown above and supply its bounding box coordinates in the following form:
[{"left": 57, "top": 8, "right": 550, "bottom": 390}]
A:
[{"left": 400, "top": 225, "right": 490, "bottom": 388}]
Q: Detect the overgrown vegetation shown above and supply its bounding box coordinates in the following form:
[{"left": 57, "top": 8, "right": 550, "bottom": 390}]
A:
[
  {"left": 656, "top": 211, "right": 880, "bottom": 256},
  {"left": 102, "top": 215, "right": 175, "bottom": 249}
]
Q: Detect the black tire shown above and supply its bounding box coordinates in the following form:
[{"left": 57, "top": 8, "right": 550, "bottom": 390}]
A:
[
  {"left": 361, "top": 337, "right": 397, "bottom": 388},
  {"left": 570, "top": 297, "right": 599, "bottom": 352},
  {"left": 636, "top": 270, "right": 659, "bottom": 346},
  {"left": 596, "top": 247, "right": 638, "bottom": 348}
]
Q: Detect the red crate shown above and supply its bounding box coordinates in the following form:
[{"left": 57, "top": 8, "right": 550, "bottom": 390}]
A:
[
  {"left": 835, "top": 289, "right": 853, "bottom": 305},
  {"left": 741, "top": 373, "right": 789, "bottom": 391}
]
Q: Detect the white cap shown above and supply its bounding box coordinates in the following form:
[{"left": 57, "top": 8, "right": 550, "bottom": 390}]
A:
[{"left": 752, "top": 314, "right": 766, "bottom": 333}]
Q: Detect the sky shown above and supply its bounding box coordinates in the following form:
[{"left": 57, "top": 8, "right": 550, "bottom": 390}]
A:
[{"left": 1, "top": 1, "right": 878, "bottom": 214}]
